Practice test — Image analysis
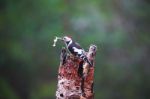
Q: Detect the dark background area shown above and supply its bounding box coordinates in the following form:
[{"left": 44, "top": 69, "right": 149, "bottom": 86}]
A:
[{"left": 0, "top": 0, "right": 150, "bottom": 99}]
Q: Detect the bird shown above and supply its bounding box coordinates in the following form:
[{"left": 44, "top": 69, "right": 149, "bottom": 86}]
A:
[{"left": 62, "top": 36, "right": 92, "bottom": 66}]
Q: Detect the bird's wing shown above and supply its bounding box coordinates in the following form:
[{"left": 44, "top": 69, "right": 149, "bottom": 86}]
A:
[
  {"left": 72, "top": 47, "right": 83, "bottom": 55},
  {"left": 75, "top": 42, "right": 82, "bottom": 49}
]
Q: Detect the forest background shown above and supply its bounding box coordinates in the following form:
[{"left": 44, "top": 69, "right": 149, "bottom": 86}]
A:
[{"left": 0, "top": 0, "right": 150, "bottom": 99}]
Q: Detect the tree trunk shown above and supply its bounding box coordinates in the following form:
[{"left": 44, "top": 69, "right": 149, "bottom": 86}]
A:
[{"left": 56, "top": 45, "right": 97, "bottom": 99}]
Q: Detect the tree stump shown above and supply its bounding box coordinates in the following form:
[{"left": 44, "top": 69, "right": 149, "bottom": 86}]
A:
[{"left": 56, "top": 45, "right": 97, "bottom": 99}]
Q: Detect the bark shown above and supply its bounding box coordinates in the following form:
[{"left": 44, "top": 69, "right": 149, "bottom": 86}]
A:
[{"left": 56, "top": 45, "right": 97, "bottom": 99}]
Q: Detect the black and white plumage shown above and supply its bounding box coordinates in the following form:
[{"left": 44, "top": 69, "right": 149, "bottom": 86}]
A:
[{"left": 63, "top": 36, "right": 92, "bottom": 66}]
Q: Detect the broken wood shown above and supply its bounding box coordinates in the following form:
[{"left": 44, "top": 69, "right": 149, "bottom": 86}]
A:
[{"left": 56, "top": 45, "right": 97, "bottom": 99}]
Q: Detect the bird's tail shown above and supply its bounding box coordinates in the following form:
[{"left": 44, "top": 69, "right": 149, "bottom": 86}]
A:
[
  {"left": 84, "top": 57, "right": 92, "bottom": 67},
  {"left": 79, "top": 54, "right": 92, "bottom": 66}
]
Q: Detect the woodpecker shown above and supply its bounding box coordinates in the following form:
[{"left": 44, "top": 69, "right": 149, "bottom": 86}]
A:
[{"left": 62, "top": 36, "right": 92, "bottom": 66}]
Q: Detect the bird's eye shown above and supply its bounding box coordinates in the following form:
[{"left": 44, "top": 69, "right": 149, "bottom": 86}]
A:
[{"left": 63, "top": 37, "right": 67, "bottom": 40}]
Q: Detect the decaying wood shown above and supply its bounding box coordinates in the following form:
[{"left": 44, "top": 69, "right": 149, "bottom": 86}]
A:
[
  {"left": 82, "top": 45, "right": 97, "bottom": 99},
  {"left": 56, "top": 45, "right": 97, "bottom": 99}
]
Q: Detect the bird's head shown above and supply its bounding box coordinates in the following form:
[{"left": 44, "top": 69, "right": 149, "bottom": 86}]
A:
[{"left": 63, "top": 36, "right": 72, "bottom": 44}]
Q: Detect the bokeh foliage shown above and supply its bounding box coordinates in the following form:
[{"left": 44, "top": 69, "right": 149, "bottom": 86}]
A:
[{"left": 0, "top": 0, "right": 150, "bottom": 99}]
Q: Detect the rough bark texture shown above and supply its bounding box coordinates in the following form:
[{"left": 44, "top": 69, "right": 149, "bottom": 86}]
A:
[{"left": 56, "top": 45, "right": 97, "bottom": 99}]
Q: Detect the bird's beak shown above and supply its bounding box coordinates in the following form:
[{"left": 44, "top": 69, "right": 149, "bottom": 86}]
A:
[{"left": 57, "top": 37, "right": 64, "bottom": 41}]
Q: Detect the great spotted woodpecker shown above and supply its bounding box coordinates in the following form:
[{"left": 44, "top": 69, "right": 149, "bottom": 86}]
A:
[{"left": 62, "top": 36, "right": 92, "bottom": 66}]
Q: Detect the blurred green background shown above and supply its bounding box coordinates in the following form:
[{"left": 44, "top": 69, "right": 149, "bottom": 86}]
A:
[{"left": 0, "top": 0, "right": 150, "bottom": 99}]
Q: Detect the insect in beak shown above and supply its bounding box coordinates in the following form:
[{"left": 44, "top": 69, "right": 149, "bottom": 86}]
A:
[{"left": 52, "top": 36, "right": 63, "bottom": 47}]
